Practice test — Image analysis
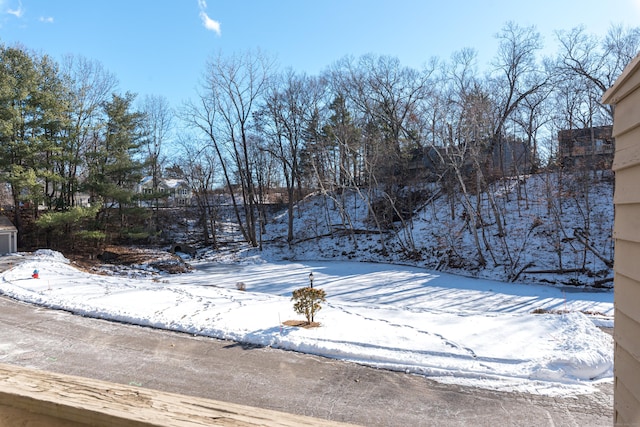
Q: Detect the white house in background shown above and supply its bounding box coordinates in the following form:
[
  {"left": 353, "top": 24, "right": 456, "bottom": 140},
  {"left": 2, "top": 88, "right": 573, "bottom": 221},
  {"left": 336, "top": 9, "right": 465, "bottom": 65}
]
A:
[
  {"left": 137, "top": 177, "right": 193, "bottom": 207},
  {"left": 0, "top": 216, "right": 17, "bottom": 254}
]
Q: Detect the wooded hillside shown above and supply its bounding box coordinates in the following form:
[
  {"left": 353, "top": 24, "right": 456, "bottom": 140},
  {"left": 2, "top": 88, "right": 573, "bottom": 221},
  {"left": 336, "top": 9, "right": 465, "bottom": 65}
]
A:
[{"left": 0, "top": 23, "right": 631, "bottom": 287}]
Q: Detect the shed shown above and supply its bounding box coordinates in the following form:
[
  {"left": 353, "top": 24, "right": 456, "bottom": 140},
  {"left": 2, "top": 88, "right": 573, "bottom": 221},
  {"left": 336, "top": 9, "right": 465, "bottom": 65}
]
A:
[
  {"left": 0, "top": 216, "right": 17, "bottom": 254},
  {"left": 603, "top": 52, "right": 640, "bottom": 426}
]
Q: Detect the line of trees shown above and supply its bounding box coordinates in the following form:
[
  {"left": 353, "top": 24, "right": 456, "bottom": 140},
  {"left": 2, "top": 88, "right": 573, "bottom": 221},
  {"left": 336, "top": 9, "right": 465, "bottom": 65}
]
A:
[
  {"left": 0, "top": 22, "right": 638, "bottom": 258},
  {"left": 0, "top": 44, "right": 173, "bottom": 250}
]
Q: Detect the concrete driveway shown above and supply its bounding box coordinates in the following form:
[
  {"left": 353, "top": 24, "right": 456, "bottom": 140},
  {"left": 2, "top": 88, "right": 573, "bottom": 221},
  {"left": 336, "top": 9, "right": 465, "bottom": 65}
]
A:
[{"left": 0, "top": 255, "right": 613, "bottom": 426}]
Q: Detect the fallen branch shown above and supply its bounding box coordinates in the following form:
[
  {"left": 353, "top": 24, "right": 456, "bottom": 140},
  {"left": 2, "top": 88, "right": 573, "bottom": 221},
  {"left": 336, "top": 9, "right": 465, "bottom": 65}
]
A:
[
  {"left": 520, "top": 268, "right": 585, "bottom": 275},
  {"left": 510, "top": 262, "right": 535, "bottom": 282},
  {"left": 591, "top": 277, "right": 614, "bottom": 288},
  {"left": 573, "top": 229, "right": 614, "bottom": 269}
]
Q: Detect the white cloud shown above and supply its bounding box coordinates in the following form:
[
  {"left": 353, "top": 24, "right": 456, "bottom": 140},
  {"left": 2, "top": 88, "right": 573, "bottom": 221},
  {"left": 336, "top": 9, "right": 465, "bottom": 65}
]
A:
[
  {"left": 197, "top": 0, "right": 221, "bottom": 35},
  {"left": 39, "top": 16, "right": 53, "bottom": 23},
  {"left": 200, "top": 12, "right": 221, "bottom": 34},
  {"left": 6, "top": 0, "right": 23, "bottom": 18}
]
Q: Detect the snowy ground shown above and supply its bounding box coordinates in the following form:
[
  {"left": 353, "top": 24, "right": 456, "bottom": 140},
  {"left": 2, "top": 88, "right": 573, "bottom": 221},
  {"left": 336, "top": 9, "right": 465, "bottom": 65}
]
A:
[{"left": 0, "top": 249, "right": 613, "bottom": 397}]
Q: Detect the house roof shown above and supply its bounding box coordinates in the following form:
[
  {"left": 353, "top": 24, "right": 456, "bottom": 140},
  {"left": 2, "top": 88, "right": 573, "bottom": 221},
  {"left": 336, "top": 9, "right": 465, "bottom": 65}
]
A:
[
  {"left": 0, "top": 216, "right": 16, "bottom": 232},
  {"left": 140, "top": 176, "right": 154, "bottom": 185},
  {"left": 163, "top": 179, "right": 187, "bottom": 189},
  {"left": 139, "top": 177, "right": 188, "bottom": 189},
  {"left": 602, "top": 52, "right": 640, "bottom": 105}
]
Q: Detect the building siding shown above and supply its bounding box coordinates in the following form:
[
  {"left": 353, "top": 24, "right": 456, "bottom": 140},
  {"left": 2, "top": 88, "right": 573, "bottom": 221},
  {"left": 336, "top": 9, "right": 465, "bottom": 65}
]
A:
[
  {"left": 0, "top": 216, "right": 17, "bottom": 254},
  {"left": 612, "top": 125, "right": 640, "bottom": 172},
  {"left": 614, "top": 204, "right": 640, "bottom": 242},
  {"left": 603, "top": 52, "right": 640, "bottom": 426}
]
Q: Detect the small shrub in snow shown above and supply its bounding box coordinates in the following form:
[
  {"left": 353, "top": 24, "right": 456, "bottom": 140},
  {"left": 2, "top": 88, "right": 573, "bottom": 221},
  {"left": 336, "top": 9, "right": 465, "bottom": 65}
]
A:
[
  {"left": 291, "top": 287, "right": 326, "bottom": 324},
  {"left": 236, "top": 282, "right": 246, "bottom": 291}
]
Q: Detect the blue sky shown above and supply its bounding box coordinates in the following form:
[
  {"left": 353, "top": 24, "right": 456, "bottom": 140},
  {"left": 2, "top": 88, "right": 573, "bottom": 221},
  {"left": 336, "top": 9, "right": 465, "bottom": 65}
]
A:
[{"left": 1, "top": 0, "right": 639, "bottom": 109}]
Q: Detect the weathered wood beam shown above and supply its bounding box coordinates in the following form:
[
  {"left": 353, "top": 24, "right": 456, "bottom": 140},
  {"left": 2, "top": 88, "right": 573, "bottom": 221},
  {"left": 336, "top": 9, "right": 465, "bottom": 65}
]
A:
[{"left": 0, "top": 363, "right": 357, "bottom": 427}]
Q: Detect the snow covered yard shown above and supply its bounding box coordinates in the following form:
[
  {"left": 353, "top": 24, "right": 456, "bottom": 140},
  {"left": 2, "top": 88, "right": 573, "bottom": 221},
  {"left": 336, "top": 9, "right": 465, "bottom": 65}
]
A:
[{"left": 0, "top": 249, "right": 613, "bottom": 397}]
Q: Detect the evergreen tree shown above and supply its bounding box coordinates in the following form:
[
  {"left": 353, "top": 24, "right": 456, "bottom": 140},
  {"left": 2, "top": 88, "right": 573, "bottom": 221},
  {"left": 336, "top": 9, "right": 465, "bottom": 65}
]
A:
[
  {"left": 34, "top": 54, "right": 72, "bottom": 210},
  {"left": 324, "top": 95, "right": 362, "bottom": 186},
  {"left": 85, "top": 92, "right": 146, "bottom": 235},
  {"left": 0, "top": 45, "right": 69, "bottom": 245},
  {"left": 0, "top": 45, "right": 40, "bottom": 237}
]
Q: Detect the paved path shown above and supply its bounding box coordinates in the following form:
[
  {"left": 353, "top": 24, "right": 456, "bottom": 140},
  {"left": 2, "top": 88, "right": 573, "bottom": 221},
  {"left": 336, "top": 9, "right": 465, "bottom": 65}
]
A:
[{"left": 0, "top": 256, "right": 613, "bottom": 426}]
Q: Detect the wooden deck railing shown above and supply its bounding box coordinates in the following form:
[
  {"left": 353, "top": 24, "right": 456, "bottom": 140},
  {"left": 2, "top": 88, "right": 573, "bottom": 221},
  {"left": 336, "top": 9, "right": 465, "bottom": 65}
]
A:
[{"left": 0, "top": 363, "right": 357, "bottom": 426}]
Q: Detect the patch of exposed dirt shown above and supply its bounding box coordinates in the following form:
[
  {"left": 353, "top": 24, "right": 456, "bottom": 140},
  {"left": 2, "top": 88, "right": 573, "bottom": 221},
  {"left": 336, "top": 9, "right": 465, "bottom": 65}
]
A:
[
  {"left": 531, "top": 308, "right": 608, "bottom": 317},
  {"left": 67, "top": 245, "right": 192, "bottom": 275},
  {"left": 282, "top": 320, "right": 321, "bottom": 329}
]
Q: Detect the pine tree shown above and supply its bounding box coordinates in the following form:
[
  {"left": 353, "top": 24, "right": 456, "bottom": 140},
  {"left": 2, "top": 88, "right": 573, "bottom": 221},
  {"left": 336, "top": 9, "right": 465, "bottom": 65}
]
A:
[
  {"left": 84, "top": 92, "right": 146, "bottom": 238},
  {"left": 0, "top": 45, "right": 69, "bottom": 246}
]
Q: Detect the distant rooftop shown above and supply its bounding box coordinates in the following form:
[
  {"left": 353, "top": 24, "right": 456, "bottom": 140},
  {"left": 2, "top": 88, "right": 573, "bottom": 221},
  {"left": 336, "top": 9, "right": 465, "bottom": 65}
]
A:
[{"left": 0, "top": 216, "right": 16, "bottom": 232}]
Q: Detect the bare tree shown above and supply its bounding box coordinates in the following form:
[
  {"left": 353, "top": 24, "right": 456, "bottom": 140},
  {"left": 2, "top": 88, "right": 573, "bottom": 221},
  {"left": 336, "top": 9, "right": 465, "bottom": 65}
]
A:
[
  {"left": 177, "top": 135, "right": 220, "bottom": 248},
  {"left": 326, "top": 55, "right": 437, "bottom": 255},
  {"left": 250, "top": 132, "right": 280, "bottom": 244},
  {"left": 555, "top": 24, "right": 640, "bottom": 122},
  {"left": 188, "top": 49, "right": 275, "bottom": 247},
  {"left": 60, "top": 54, "right": 117, "bottom": 207},
  {"left": 140, "top": 94, "right": 173, "bottom": 231},
  {"left": 511, "top": 83, "right": 552, "bottom": 175},
  {"left": 430, "top": 49, "right": 491, "bottom": 267},
  {"left": 550, "top": 24, "right": 636, "bottom": 275},
  {"left": 258, "top": 70, "right": 323, "bottom": 245},
  {"left": 488, "top": 22, "right": 548, "bottom": 178},
  {"left": 330, "top": 54, "right": 435, "bottom": 181}
]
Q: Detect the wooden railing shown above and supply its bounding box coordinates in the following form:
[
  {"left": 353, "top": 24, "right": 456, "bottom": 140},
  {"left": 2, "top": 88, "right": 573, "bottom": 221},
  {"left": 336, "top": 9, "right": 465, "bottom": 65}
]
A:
[{"left": 0, "top": 363, "right": 357, "bottom": 426}]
